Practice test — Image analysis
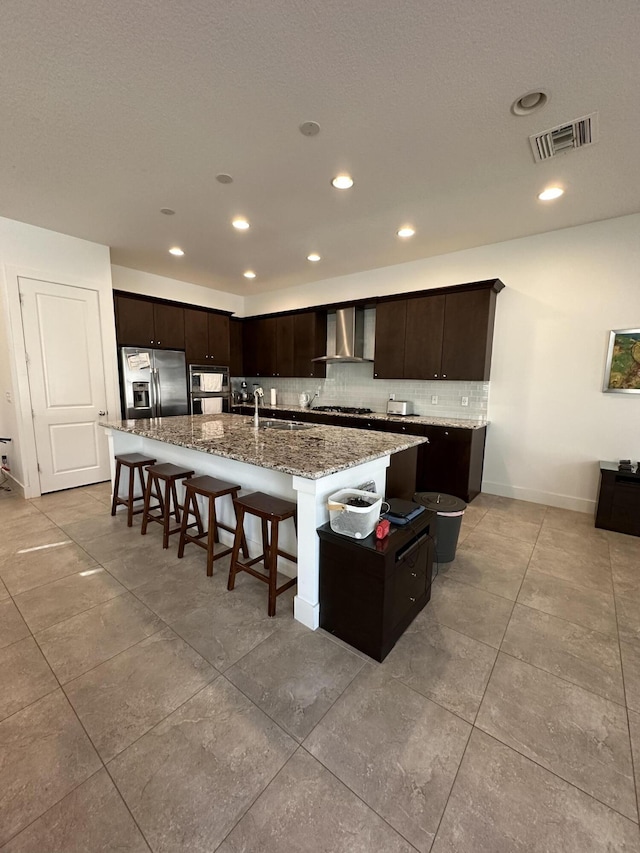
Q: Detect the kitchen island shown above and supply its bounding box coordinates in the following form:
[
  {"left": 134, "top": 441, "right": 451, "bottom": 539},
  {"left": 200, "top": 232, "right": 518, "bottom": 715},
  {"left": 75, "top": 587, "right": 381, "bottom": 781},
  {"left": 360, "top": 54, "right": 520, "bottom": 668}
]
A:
[{"left": 102, "top": 413, "right": 425, "bottom": 629}]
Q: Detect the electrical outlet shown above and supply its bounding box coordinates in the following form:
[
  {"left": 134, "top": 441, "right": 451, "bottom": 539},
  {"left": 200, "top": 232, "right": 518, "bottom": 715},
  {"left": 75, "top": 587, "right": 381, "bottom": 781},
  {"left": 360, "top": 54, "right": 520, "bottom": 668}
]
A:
[
  {"left": 389, "top": 393, "right": 395, "bottom": 401},
  {"left": 431, "top": 395, "right": 438, "bottom": 405},
  {"left": 461, "top": 396, "right": 469, "bottom": 406},
  {"left": 4, "top": 391, "right": 11, "bottom": 403}
]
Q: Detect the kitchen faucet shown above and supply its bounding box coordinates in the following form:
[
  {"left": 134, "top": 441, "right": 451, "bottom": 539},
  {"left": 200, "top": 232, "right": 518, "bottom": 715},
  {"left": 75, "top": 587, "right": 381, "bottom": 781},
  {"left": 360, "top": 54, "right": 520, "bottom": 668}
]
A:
[{"left": 253, "top": 386, "right": 264, "bottom": 428}]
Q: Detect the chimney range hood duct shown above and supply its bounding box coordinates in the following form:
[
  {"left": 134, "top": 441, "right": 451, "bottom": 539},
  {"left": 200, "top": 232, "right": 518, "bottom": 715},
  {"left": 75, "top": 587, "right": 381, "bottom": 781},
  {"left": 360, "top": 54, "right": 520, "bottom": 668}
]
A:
[{"left": 313, "top": 306, "right": 372, "bottom": 363}]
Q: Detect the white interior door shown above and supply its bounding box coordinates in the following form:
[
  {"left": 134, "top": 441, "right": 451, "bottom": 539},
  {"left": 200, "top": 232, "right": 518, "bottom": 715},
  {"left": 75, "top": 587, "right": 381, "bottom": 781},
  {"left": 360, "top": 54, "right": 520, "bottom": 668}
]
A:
[{"left": 19, "top": 277, "right": 111, "bottom": 493}]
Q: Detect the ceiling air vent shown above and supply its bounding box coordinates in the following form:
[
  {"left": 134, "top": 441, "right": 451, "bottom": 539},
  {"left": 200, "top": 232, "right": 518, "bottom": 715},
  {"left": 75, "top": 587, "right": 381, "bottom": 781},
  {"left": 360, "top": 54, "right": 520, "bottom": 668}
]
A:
[{"left": 529, "top": 112, "right": 598, "bottom": 162}]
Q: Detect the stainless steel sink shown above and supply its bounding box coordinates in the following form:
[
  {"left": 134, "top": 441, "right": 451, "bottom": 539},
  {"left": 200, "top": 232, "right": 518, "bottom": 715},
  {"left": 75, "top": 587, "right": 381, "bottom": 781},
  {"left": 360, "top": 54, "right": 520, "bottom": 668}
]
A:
[{"left": 262, "top": 420, "right": 313, "bottom": 431}]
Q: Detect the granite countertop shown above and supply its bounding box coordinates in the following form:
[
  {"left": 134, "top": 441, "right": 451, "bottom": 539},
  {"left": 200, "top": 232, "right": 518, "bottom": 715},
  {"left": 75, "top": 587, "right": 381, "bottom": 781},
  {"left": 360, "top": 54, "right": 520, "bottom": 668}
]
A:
[
  {"left": 101, "top": 413, "right": 426, "bottom": 480},
  {"left": 232, "top": 403, "right": 488, "bottom": 430}
]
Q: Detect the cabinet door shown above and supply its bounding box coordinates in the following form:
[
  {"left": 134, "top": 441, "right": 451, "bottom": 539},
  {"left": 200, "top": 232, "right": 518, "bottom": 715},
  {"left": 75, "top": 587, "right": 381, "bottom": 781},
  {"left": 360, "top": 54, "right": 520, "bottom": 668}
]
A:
[
  {"left": 417, "top": 427, "right": 472, "bottom": 500},
  {"left": 441, "top": 289, "right": 494, "bottom": 380},
  {"left": 184, "top": 308, "right": 210, "bottom": 363},
  {"left": 255, "top": 317, "right": 278, "bottom": 376},
  {"left": 294, "top": 311, "right": 327, "bottom": 378},
  {"left": 153, "top": 303, "right": 185, "bottom": 349},
  {"left": 208, "top": 313, "right": 230, "bottom": 364},
  {"left": 276, "top": 315, "right": 295, "bottom": 376},
  {"left": 229, "top": 318, "right": 243, "bottom": 376},
  {"left": 242, "top": 318, "right": 259, "bottom": 376},
  {"left": 374, "top": 299, "right": 407, "bottom": 379},
  {"left": 404, "top": 294, "right": 445, "bottom": 379},
  {"left": 115, "top": 295, "right": 155, "bottom": 346}
]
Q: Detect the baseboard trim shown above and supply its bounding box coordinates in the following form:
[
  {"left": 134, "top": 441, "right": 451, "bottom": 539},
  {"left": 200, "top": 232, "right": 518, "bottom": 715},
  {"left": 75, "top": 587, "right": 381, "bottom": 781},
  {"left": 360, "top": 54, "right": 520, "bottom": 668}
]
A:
[
  {"left": 0, "top": 471, "right": 25, "bottom": 499},
  {"left": 481, "top": 481, "right": 595, "bottom": 515}
]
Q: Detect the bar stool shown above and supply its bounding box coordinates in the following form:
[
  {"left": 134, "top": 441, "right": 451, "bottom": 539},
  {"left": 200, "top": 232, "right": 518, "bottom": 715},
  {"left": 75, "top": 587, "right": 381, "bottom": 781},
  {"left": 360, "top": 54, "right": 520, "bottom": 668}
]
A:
[
  {"left": 178, "top": 475, "right": 249, "bottom": 576},
  {"left": 141, "top": 463, "right": 195, "bottom": 549},
  {"left": 228, "top": 492, "right": 297, "bottom": 616},
  {"left": 110, "top": 453, "right": 157, "bottom": 526}
]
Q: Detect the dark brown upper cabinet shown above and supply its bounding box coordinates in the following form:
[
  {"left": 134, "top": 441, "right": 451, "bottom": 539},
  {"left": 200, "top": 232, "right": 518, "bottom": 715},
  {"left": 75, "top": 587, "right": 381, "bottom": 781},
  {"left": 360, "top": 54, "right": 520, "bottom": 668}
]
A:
[
  {"left": 184, "top": 307, "right": 230, "bottom": 365},
  {"left": 115, "top": 294, "right": 184, "bottom": 349},
  {"left": 440, "top": 288, "right": 496, "bottom": 381},
  {"left": 373, "top": 300, "right": 407, "bottom": 379},
  {"left": 153, "top": 302, "right": 185, "bottom": 349},
  {"left": 229, "top": 318, "right": 244, "bottom": 376},
  {"left": 241, "top": 310, "right": 327, "bottom": 378},
  {"left": 374, "top": 281, "right": 502, "bottom": 381},
  {"left": 243, "top": 316, "right": 277, "bottom": 376},
  {"left": 293, "top": 311, "right": 327, "bottom": 378}
]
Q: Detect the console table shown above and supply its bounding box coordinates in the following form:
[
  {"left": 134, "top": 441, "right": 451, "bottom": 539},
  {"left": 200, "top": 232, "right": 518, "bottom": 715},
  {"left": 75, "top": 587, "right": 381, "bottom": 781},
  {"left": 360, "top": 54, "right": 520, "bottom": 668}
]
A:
[{"left": 595, "top": 461, "right": 640, "bottom": 537}]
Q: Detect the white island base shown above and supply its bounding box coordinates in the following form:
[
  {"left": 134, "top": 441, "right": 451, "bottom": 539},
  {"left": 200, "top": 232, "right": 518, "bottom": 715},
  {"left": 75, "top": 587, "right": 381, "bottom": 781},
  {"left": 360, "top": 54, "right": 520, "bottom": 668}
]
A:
[{"left": 105, "top": 428, "right": 390, "bottom": 630}]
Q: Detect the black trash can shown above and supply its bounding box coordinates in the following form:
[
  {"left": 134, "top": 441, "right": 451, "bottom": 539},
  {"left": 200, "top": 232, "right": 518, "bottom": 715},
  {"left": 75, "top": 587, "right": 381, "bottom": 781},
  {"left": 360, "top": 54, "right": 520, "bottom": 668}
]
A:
[{"left": 413, "top": 492, "right": 466, "bottom": 563}]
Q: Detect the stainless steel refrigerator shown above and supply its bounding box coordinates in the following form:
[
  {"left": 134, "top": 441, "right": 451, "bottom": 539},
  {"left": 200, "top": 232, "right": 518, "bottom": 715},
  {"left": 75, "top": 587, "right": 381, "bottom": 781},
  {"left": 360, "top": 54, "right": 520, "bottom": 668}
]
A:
[{"left": 119, "top": 347, "right": 189, "bottom": 419}]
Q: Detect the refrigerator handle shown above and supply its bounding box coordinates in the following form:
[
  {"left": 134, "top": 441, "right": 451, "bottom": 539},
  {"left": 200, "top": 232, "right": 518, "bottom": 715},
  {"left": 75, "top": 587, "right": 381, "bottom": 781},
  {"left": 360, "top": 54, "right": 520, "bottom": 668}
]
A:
[{"left": 156, "top": 368, "right": 163, "bottom": 416}]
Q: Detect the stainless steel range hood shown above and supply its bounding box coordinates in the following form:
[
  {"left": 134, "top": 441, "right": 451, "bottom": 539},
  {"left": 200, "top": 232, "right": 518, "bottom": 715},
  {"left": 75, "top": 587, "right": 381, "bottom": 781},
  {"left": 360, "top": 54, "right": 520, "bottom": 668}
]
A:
[{"left": 312, "top": 306, "right": 372, "bottom": 363}]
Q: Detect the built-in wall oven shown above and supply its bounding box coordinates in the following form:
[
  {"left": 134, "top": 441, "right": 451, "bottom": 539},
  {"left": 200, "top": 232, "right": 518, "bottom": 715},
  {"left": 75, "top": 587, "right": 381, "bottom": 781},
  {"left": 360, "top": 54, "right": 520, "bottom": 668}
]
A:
[{"left": 189, "top": 365, "right": 230, "bottom": 414}]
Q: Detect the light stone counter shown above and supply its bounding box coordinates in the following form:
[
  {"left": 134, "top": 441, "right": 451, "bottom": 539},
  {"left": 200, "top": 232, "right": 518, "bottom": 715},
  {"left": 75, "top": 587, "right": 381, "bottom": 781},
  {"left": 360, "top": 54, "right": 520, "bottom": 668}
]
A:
[
  {"left": 101, "top": 413, "right": 425, "bottom": 478},
  {"left": 232, "top": 403, "right": 488, "bottom": 430},
  {"left": 102, "top": 413, "right": 425, "bottom": 631}
]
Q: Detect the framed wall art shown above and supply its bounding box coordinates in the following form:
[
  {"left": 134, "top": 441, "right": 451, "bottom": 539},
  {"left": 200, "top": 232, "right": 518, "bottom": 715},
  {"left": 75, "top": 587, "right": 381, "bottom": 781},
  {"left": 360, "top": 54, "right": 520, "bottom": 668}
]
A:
[{"left": 603, "top": 328, "right": 640, "bottom": 393}]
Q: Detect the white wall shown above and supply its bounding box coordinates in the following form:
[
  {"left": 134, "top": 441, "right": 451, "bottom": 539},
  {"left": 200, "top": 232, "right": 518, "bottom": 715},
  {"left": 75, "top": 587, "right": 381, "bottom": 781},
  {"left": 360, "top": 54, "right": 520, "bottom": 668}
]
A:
[
  {"left": 244, "top": 213, "right": 640, "bottom": 513},
  {"left": 0, "top": 217, "right": 118, "bottom": 494},
  {"left": 111, "top": 265, "right": 245, "bottom": 316}
]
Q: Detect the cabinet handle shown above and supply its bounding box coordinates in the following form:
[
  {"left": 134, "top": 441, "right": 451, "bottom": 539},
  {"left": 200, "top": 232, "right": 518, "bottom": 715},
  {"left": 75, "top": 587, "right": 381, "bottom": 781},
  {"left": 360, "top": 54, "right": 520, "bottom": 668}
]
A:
[
  {"left": 157, "top": 341, "right": 161, "bottom": 345},
  {"left": 374, "top": 373, "right": 378, "bottom": 377},
  {"left": 445, "top": 431, "right": 449, "bottom": 435},
  {"left": 409, "top": 596, "right": 416, "bottom": 603},
  {"left": 443, "top": 373, "right": 447, "bottom": 378},
  {"left": 434, "top": 373, "right": 438, "bottom": 378},
  {"left": 151, "top": 340, "right": 154, "bottom": 344},
  {"left": 411, "top": 572, "right": 417, "bottom": 577}
]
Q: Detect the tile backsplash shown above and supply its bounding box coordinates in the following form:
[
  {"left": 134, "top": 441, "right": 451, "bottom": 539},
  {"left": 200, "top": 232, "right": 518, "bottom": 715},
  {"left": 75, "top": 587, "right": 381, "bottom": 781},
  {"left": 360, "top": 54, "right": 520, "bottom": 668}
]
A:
[{"left": 238, "top": 362, "right": 489, "bottom": 419}]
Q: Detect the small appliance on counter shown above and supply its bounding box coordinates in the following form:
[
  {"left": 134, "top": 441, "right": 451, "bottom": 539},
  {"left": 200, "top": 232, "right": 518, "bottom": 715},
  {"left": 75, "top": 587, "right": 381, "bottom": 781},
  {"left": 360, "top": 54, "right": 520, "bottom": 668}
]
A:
[
  {"left": 386, "top": 400, "right": 412, "bottom": 416},
  {"left": 189, "top": 365, "right": 230, "bottom": 414}
]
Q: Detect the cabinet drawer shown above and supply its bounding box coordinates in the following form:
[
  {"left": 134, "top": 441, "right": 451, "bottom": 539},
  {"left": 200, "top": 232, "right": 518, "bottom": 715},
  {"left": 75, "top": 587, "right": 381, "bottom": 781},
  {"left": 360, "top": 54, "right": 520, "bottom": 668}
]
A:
[{"left": 391, "top": 537, "right": 430, "bottom": 627}]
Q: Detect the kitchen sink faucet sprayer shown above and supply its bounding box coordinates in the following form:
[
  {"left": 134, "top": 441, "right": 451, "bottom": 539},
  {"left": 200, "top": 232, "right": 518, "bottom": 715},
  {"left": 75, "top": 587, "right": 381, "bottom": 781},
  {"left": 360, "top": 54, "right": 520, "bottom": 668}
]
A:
[{"left": 253, "top": 386, "right": 264, "bottom": 428}]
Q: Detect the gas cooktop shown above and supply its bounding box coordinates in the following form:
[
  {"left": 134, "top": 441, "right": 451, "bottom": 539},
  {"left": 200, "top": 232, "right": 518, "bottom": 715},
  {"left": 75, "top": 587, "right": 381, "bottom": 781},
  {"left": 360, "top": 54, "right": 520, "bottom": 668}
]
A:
[{"left": 312, "top": 406, "right": 373, "bottom": 415}]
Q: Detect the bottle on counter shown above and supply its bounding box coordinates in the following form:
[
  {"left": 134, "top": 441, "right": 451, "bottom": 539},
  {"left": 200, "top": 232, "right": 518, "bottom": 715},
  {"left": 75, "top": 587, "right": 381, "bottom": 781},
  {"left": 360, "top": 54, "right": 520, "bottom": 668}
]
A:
[{"left": 270, "top": 388, "right": 277, "bottom": 406}]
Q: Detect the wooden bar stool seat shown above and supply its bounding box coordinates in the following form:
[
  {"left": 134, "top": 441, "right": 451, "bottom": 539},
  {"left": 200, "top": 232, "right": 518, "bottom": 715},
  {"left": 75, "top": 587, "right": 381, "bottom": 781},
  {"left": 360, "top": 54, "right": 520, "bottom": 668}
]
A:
[
  {"left": 228, "top": 491, "right": 297, "bottom": 617},
  {"left": 178, "top": 475, "right": 249, "bottom": 576},
  {"left": 141, "top": 463, "right": 195, "bottom": 549},
  {"left": 110, "top": 453, "right": 157, "bottom": 526}
]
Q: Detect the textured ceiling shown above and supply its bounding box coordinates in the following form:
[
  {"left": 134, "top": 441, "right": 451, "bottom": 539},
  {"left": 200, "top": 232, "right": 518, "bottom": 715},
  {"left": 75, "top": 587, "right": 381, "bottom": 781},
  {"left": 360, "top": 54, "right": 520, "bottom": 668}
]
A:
[{"left": 1, "top": 0, "right": 639, "bottom": 294}]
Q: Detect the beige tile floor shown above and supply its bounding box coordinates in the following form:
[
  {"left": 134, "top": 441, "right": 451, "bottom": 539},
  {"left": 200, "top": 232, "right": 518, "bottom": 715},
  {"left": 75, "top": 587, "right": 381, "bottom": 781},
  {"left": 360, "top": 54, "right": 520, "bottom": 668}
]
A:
[{"left": 1, "top": 484, "right": 640, "bottom": 851}]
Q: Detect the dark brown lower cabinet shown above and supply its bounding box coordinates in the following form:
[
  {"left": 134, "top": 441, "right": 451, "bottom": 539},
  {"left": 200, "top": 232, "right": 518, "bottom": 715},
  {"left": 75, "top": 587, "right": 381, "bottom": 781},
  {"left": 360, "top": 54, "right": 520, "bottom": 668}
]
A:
[
  {"left": 318, "top": 511, "right": 435, "bottom": 661},
  {"left": 233, "top": 406, "right": 487, "bottom": 503},
  {"left": 595, "top": 462, "right": 640, "bottom": 537},
  {"left": 417, "top": 426, "right": 487, "bottom": 503}
]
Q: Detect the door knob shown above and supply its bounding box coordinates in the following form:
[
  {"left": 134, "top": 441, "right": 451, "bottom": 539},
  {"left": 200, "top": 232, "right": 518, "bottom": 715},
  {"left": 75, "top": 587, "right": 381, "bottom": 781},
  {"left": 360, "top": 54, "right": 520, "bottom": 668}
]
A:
[{"left": 99, "top": 410, "right": 106, "bottom": 416}]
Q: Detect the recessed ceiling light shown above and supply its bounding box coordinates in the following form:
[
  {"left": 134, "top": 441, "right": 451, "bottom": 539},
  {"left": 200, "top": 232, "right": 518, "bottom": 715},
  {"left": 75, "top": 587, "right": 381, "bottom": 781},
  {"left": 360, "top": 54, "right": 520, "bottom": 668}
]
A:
[
  {"left": 216, "top": 174, "right": 233, "bottom": 184},
  {"left": 243, "top": 270, "right": 256, "bottom": 279},
  {"left": 169, "top": 247, "right": 184, "bottom": 256},
  {"left": 331, "top": 174, "right": 354, "bottom": 190},
  {"left": 232, "top": 218, "right": 250, "bottom": 230},
  {"left": 160, "top": 208, "right": 175, "bottom": 215},
  {"left": 397, "top": 226, "right": 415, "bottom": 238},
  {"left": 511, "top": 90, "right": 549, "bottom": 116},
  {"left": 307, "top": 253, "right": 321, "bottom": 262},
  {"left": 538, "top": 186, "right": 564, "bottom": 201}
]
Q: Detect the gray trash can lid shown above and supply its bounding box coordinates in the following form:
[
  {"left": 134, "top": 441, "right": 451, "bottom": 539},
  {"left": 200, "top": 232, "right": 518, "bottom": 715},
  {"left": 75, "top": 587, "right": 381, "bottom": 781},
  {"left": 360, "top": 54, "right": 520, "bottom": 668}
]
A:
[{"left": 414, "top": 492, "right": 467, "bottom": 515}]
